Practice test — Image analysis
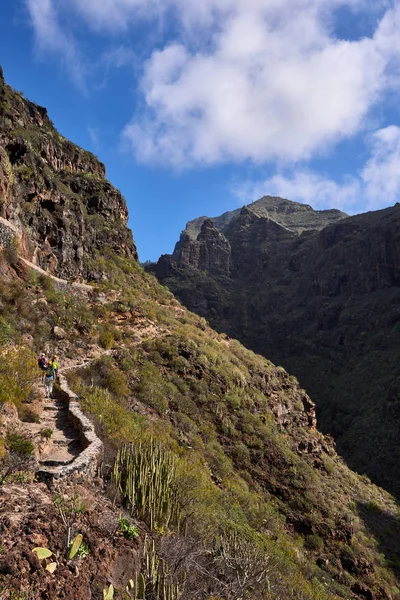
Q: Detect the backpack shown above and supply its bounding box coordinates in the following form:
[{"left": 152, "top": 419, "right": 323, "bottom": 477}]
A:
[
  {"left": 45, "top": 362, "right": 54, "bottom": 377},
  {"left": 38, "top": 356, "right": 47, "bottom": 369}
]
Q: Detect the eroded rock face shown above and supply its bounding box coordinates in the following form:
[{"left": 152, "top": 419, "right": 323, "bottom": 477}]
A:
[
  {"left": 172, "top": 219, "right": 231, "bottom": 276},
  {"left": 0, "top": 65, "right": 137, "bottom": 280}
]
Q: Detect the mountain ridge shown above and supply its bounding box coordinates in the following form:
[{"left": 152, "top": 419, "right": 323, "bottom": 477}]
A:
[{"left": 181, "top": 194, "right": 348, "bottom": 246}]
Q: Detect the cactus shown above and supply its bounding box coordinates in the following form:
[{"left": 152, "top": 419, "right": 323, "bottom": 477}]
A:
[
  {"left": 124, "top": 536, "right": 180, "bottom": 600},
  {"left": 32, "top": 547, "right": 53, "bottom": 560},
  {"left": 46, "top": 562, "right": 57, "bottom": 574},
  {"left": 113, "top": 440, "right": 184, "bottom": 600},
  {"left": 103, "top": 584, "right": 114, "bottom": 600},
  {"left": 113, "top": 439, "right": 182, "bottom": 531},
  {"left": 138, "top": 573, "right": 146, "bottom": 599},
  {"left": 68, "top": 533, "right": 83, "bottom": 559}
]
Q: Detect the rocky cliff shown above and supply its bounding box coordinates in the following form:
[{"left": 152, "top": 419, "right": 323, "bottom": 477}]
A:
[
  {"left": 0, "top": 66, "right": 136, "bottom": 281},
  {"left": 150, "top": 199, "right": 400, "bottom": 497}
]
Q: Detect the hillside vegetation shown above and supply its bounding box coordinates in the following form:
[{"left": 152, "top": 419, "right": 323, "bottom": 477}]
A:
[{"left": 1, "top": 66, "right": 400, "bottom": 600}]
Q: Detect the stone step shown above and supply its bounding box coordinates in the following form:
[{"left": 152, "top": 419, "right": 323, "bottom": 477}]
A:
[
  {"left": 53, "top": 439, "right": 80, "bottom": 448},
  {"left": 40, "top": 455, "right": 77, "bottom": 467},
  {"left": 43, "top": 405, "right": 67, "bottom": 412},
  {"left": 52, "top": 427, "right": 79, "bottom": 441},
  {"left": 43, "top": 399, "right": 65, "bottom": 405},
  {"left": 36, "top": 466, "right": 63, "bottom": 483},
  {"left": 40, "top": 446, "right": 81, "bottom": 467}
]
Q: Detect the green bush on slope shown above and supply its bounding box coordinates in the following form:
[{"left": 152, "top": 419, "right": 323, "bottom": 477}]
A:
[{"left": 0, "top": 346, "right": 38, "bottom": 409}]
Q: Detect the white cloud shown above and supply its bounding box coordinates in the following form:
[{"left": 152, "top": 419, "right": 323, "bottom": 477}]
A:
[
  {"left": 26, "top": 0, "right": 400, "bottom": 168},
  {"left": 87, "top": 126, "right": 100, "bottom": 150},
  {"left": 235, "top": 125, "right": 400, "bottom": 213},
  {"left": 361, "top": 126, "right": 400, "bottom": 202},
  {"left": 123, "top": 1, "right": 400, "bottom": 167},
  {"left": 26, "top": 0, "right": 86, "bottom": 89}
]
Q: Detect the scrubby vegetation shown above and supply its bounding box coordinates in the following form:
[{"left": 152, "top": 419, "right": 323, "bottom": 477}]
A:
[
  {"left": 1, "top": 67, "right": 400, "bottom": 599},
  {"left": 150, "top": 203, "right": 400, "bottom": 501},
  {"left": 0, "top": 347, "right": 37, "bottom": 408},
  {"left": 59, "top": 250, "right": 400, "bottom": 600},
  {"left": 1, "top": 237, "right": 400, "bottom": 597}
]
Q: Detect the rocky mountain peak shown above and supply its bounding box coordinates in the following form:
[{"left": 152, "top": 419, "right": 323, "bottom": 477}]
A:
[
  {"left": 199, "top": 217, "right": 215, "bottom": 230},
  {"left": 182, "top": 195, "right": 348, "bottom": 241},
  {"left": 168, "top": 215, "right": 231, "bottom": 277}
]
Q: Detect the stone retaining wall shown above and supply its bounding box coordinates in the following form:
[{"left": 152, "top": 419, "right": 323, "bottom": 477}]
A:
[{"left": 39, "top": 375, "right": 103, "bottom": 482}]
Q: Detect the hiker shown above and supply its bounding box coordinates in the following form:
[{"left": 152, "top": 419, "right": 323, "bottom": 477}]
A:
[
  {"left": 38, "top": 352, "right": 47, "bottom": 383},
  {"left": 52, "top": 354, "right": 59, "bottom": 380},
  {"left": 44, "top": 359, "right": 55, "bottom": 398}
]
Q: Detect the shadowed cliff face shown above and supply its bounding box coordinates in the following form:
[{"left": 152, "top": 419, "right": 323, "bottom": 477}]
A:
[
  {"left": 0, "top": 66, "right": 137, "bottom": 281},
  {"left": 150, "top": 200, "right": 400, "bottom": 497},
  {"left": 173, "top": 218, "right": 232, "bottom": 276}
]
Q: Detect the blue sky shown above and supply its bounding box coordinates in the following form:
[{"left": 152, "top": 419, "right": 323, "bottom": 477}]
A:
[{"left": 1, "top": 1, "right": 400, "bottom": 261}]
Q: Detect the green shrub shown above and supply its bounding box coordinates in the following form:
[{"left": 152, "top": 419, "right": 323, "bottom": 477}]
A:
[
  {"left": 0, "top": 316, "right": 16, "bottom": 346},
  {"left": 117, "top": 514, "right": 139, "bottom": 539},
  {"left": 38, "top": 274, "right": 55, "bottom": 293},
  {"left": 305, "top": 534, "right": 325, "bottom": 552},
  {"left": 231, "top": 442, "right": 251, "bottom": 469},
  {"left": 0, "top": 347, "right": 38, "bottom": 409},
  {"left": 20, "top": 407, "right": 40, "bottom": 423},
  {"left": 134, "top": 362, "right": 170, "bottom": 414},
  {"left": 73, "top": 383, "right": 141, "bottom": 445},
  {"left": 40, "top": 428, "right": 53, "bottom": 439},
  {"left": 4, "top": 237, "right": 19, "bottom": 266},
  {"left": 76, "top": 355, "right": 130, "bottom": 399},
  {"left": 6, "top": 433, "right": 34, "bottom": 456},
  {"left": 99, "top": 327, "right": 114, "bottom": 350}
]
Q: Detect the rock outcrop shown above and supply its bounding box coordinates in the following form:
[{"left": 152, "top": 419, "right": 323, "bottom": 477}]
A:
[
  {"left": 0, "top": 65, "right": 137, "bottom": 281},
  {"left": 172, "top": 218, "right": 232, "bottom": 276}
]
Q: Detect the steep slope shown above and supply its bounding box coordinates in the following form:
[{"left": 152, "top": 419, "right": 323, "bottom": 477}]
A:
[
  {"left": 1, "top": 67, "right": 400, "bottom": 600},
  {"left": 150, "top": 201, "right": 400, "bottom": 498}
]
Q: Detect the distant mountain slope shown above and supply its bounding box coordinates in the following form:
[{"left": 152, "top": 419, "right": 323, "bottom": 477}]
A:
[{"left": 150, "top": 200, "right": 400, "bottom": 498}]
